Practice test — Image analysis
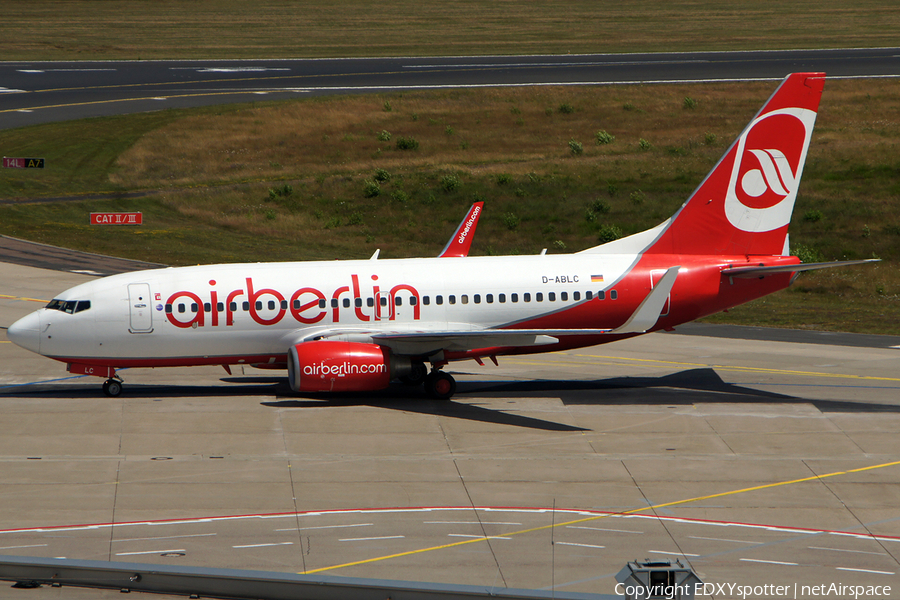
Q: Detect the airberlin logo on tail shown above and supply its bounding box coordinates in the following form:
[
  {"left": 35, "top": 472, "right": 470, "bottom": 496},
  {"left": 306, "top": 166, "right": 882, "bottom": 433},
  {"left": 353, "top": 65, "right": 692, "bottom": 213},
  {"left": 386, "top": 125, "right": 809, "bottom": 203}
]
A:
[
  {"left": 458, "top": 205, "right": 481, "bottom": 244},
  {"left": 724, "top": 108, "right": 817, "bottom": 232}
]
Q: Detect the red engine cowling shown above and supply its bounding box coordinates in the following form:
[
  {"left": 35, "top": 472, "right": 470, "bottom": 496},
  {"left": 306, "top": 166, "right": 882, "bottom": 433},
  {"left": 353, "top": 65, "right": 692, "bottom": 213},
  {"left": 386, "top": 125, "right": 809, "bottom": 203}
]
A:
[{"left": 288, "top": 341, "right": 410, "bottom": 393}]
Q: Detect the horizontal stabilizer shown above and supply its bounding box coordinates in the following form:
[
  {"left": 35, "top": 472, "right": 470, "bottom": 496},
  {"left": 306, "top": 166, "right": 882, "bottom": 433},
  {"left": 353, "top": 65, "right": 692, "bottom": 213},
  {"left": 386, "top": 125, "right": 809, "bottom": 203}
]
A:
[{"left": 722, "top": 258, "right": 879, "bottom": 279}]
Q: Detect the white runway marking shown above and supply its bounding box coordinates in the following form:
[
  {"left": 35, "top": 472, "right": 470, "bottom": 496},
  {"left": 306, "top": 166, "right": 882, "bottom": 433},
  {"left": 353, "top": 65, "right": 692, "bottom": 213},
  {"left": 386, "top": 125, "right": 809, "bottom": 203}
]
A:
[
  {"left": 835, "top": 567, "right": 894, "bottom": 575},
  {"left": 426, "top": 521, "right": 522, "bottom": 525},
  {"left": 689, "top": 536, "right": 758, "bottom": 544},
  {"left": 808, "top": 545, "right": 887, "bottom": 556},
  {"left": 233, "top": 542, "right": 294, "bottom": 549},
  {"left": 555, "top": 542, "right": 605, "bottom": 549},
  {"left": 740, "top": 558, "right": 798, "bottom": 566},
  {"left": 649, "top": 550, "right": 699, "bottom": 557},
  {"left": 17, "top": 69, "right": 116, "bottom": 73},
  {"left": 448, "top": 534, "right": 511, "bottom": 540},
  {"left": 339, "top": 535, "right": 404, "bottom": 542},
  {"left": 115, "top": 548, "right": 186, "bottom": 556},
  {"left": 567, "top": 526, "right": 642, "bottom": 534},
  {"left": 0, "top": 544, "right": 47, "bottom": 550},
  {"left": 276, "top": 523, "right": 373, "bottom": 532},
  {"left": 113, "top": 533, "right": 217, "bottom": 543}
]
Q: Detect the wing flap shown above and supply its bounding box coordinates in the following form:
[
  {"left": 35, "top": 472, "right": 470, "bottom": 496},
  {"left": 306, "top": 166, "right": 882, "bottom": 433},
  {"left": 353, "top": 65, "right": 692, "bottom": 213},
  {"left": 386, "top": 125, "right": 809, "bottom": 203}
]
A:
[{"left": 288, "top": 267, "right": 681, "bottom": 357}]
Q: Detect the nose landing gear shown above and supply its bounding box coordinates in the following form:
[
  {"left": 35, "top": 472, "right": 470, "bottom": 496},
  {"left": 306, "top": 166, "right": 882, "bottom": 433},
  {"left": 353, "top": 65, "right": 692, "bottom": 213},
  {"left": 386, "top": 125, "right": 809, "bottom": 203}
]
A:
[{"left": 102, "top": 378, "right": 123, "bottom": 397}]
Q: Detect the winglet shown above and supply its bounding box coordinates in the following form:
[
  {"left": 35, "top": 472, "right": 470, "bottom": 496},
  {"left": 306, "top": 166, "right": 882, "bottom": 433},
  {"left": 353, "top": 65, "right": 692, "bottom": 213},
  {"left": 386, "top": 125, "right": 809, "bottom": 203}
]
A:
[
  {"left": 611, "top": 266, "right": 680, "bottom": 334},
  {"left": 438, "top": 202, "right": 484, "bottom": 257}
]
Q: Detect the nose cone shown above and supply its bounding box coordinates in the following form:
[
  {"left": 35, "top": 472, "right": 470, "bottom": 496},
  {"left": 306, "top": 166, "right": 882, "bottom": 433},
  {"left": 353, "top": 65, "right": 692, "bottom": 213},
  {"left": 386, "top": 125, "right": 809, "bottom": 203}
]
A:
[{"left": 7, "top": 311, "right": 41, "bottom": 354}]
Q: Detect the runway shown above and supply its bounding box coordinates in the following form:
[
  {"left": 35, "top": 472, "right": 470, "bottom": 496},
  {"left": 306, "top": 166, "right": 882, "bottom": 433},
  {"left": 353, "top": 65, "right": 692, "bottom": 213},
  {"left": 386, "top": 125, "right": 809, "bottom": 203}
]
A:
[
  {"left": 2, "top": 260, "right": 900, "bottom": 598},
  {"left": 2, "top": 48, "right": 900, "bottom": 130}
]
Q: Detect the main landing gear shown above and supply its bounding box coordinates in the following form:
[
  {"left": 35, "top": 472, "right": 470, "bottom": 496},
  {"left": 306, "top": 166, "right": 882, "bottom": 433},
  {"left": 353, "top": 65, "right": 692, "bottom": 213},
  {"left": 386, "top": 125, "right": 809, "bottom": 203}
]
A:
[
  {"left": 102, "top": 378, "right": 123, "bottom": 397},
  {"left": 424, "top": 369, "right": 456, "bottom": 400}
]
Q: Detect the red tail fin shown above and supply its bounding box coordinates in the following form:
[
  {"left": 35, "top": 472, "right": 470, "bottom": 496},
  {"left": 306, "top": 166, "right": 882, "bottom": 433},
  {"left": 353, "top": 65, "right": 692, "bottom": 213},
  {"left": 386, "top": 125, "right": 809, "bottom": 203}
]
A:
[
  {"left": 646, "top": 73, "right": 825, "bottom": 256},
  {"left": 438, "top": 202, "right": 483, "bottom": 258}
]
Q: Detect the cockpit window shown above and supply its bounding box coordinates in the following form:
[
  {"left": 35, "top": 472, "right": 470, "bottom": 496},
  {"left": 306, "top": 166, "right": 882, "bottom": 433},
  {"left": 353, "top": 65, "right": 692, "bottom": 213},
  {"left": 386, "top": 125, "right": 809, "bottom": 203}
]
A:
[{"left": 45, "top": 299, "right": 91, "bottom": 314}]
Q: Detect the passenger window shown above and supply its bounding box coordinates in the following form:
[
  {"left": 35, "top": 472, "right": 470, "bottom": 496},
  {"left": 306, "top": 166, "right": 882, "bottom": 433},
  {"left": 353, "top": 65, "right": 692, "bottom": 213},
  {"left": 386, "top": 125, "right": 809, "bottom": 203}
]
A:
[
  {"left": 380, "top": 297, "right": 388, "bottom": 307},
  {"left": 462, "top": 295, "right": 469, "bottom": 305},
  {"left": 204, "top": 303, "right": 211, "bottom": 312},
  {"left": 499, "top": 294, "right": 506, "bottom": 303},
  {"left": 598, "top": 290, "right": 605, "bottom": 300},
  {"left": 255, "top": 301, "right": 262, "bottom": 310},
  {"left": 560, "top": 292, "right": 568, "bottom": 301},
  {"left": 293, "top": 299, "right": 301, "bottom": 309},
  {"left": 395, "top": 297, "right": 403, "bottom": 306},
  {"left": 344, "top": 298, "right": 351, "bottom": 308},
  {"left": 229, "top": 302, "right": 237, "bottom": 311},
  {"left": 573, "top": 292, "right": 580, "bottom": 301},
  {"left": 536, "top": 293, "right": 543, "bottom": 302},
  {"left": 331, "top": 299, "right": 338, "bottom": 308},
  {"left": 524, "top": 293, "right": 531, "bottom": 302},
  {"left": 178, "top": 304, "right": 186, "bottom": 313},
  {"left": 281, "top": 300, "right": 288, "bottom": 310},
  {"left": 486, "top": 294, "right": 493, "bottom": 304},
  {"left": 548, "top": 292, "right": 556, "bottom": 302},
  {"left": 410, "top": 296, "right": 417, "bottom": 306},
  {"left": 355, "top": 298, "right": 362, "bottom": 307},
  {"left": 217, "top": 302, "right": 224, "bottom": 311},
  {"left": 473, "top": 294, "right": 480, "bottom": 304},
  {"left": 423, "top": 296, "right": 430, "bottom": 306},
  {"left": 585, "top": 291, "right": 592, "bottom": 300},
  {"left": 436, "top": 295, "right": 444, "bottom": 305},
  {"left": 318, "top": 299, "right": 326, "bottom": 309},
  {"left": 191, "top": 303, "right": 199, "bottom": 312},
  {"left": 449, "top": 295, "right": 456, "bottom": 305},
  {"left": 610, "top": 290, "right": 618, "bottom": 300},
  {"left": 511, "top": 293, "right": 518, "bottom": 303},
  {"left": 242, "top": 301, "right": 250, "bottom": 311},
  {"left": 268, "top": 301, "right": 276, "bottom": 310},
  {"left": 165, "top": 304, "right": 173, "bottom": 313},
  {"left": 367, "top": 298, "right": 374, "bottom": 307}
]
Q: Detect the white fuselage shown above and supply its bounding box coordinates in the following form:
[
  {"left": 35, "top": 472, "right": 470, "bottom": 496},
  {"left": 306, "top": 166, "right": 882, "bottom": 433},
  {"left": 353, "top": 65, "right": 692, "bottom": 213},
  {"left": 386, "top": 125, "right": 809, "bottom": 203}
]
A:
[{"left": 20, "top": 252, "right": 641, "bottom": 365}]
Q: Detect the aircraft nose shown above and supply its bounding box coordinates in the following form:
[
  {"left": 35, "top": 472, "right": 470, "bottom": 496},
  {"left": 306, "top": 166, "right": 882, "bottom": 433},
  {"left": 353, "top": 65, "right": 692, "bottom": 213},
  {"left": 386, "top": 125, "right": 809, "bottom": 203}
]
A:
[{"left": 7, "top": 311, "right": 41, "bottom": 354}]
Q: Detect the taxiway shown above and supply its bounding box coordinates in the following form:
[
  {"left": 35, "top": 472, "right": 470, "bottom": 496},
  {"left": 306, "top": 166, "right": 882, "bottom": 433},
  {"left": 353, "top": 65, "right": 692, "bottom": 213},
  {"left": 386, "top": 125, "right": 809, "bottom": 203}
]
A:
[{"left": 2, "top": 260, "right": 900, "bottom": 598}]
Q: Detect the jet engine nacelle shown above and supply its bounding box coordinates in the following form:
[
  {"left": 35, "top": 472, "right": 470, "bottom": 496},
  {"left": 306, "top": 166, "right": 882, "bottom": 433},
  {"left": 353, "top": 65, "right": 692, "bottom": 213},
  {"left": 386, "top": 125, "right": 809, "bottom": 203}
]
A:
[{"left": 288, "top": 341, "right": 412, "bottom": 393}]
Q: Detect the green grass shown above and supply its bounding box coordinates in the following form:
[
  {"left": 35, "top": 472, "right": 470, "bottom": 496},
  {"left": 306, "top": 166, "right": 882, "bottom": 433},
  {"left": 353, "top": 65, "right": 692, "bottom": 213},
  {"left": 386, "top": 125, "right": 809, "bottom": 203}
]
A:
[
  {"left": 2, "top": 1, "right": 899, "bottom": 60},
  {"left": 0, "top": 80, "right": 897, "bottom": 335}
]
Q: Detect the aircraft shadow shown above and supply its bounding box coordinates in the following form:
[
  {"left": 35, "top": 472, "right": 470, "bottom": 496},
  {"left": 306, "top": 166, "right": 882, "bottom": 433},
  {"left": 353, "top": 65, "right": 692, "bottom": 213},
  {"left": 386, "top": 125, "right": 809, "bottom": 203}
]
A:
[
  {"left": 461, "top": 367, "right": 900, "bottom": 414},
  {"left": 261, "top": 395, "right": 588, "bottom": 432},
  {"left": 3, "top": 369, "right": 897, "bottom": 437}
]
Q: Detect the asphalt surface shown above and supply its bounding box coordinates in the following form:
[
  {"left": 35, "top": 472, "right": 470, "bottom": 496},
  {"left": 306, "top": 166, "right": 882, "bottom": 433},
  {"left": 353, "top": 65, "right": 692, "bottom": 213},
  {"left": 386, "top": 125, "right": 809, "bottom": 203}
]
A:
[
  {"left": 2, "top": 260, "right": 900, "bottom": 599},
  {"left": 2, "top": 49, "right": 900, "bottom": 598},
  {"left": 2, "top": 48, "right": 900, "bottom": 130}
]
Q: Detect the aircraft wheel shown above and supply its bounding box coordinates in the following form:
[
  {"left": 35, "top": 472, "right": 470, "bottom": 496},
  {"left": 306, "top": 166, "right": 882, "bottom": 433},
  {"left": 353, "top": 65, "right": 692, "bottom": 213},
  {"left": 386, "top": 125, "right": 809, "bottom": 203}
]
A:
[
  {"left": 102, "top": 379, "right": 123, "bottom": 397},
  {"left": 400, "top": 361, "right": 428, "bottom": 386},
  {"left": 424, "top": 371, "right": 456, "bottom": 400}
]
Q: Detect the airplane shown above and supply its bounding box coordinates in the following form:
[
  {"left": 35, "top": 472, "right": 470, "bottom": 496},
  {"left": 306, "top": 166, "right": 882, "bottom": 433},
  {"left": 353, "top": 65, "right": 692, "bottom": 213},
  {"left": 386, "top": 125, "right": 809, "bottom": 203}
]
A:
[{"left": 7, "top": 72, "right": 877, "bottom": 400}]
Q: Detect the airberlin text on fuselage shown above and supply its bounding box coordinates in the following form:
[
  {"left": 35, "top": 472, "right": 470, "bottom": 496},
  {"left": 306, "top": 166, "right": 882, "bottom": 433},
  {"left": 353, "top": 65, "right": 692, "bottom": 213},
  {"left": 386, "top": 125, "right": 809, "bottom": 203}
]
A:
[{"left": 164, "top": 275, "right": 420, "bottom": 329}]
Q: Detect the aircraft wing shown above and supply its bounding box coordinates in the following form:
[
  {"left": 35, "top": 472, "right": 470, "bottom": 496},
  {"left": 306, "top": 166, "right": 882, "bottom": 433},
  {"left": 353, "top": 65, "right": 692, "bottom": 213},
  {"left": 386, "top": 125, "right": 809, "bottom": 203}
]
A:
[
  {"left": 438, "top": 202, "right": 483, "bottom": 257},
  {"left": 292, "top": 266, "right": 680, "bottom": 356}
]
